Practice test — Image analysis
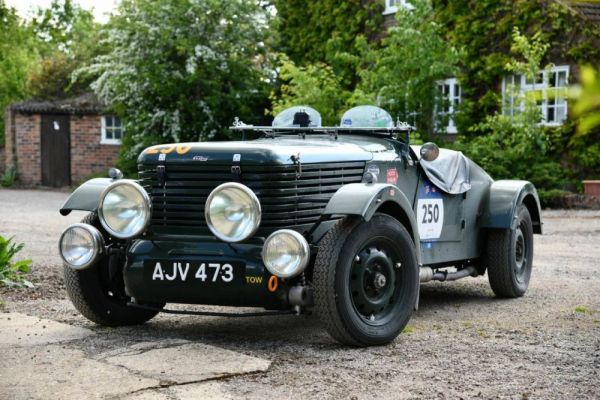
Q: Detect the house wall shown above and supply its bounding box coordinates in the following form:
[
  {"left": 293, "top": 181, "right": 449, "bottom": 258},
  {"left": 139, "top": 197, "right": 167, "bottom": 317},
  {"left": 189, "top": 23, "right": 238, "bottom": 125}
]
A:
[
  {"left": 14, "top": 113, "right": 41, "bottom": 186},
  {"left": 70, "top": 115, "right": 120, "bottom": 184},
  {"left": 383, "top": 13, "right": 396, "bottom": 29}
]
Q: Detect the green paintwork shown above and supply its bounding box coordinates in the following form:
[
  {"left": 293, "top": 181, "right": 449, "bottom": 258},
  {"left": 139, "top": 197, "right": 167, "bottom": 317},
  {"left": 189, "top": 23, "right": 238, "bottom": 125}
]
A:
[
  {"left": 61, "top": 131, "right": 543, "bottom": 310},
  {"left": 59, "top": 178, "right": 115, "bottom": 215},
  {"left": 124, "top": 239, "right": 287, "bottom": 308},
  {"left": 482, "top": 180, "right": 543, "bottom": 234},
  {"left": 323, "top": 182, "right": 421, "bottom": 264},
  {"left": 138, "top": 137, "right": 374, "bottom": 166}
]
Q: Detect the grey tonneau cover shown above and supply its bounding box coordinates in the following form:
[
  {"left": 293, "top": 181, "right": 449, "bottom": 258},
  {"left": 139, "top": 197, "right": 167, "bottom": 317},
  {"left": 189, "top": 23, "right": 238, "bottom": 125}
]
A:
[{"left": 411, "top": 145, "right": 471, "bottom": 194}]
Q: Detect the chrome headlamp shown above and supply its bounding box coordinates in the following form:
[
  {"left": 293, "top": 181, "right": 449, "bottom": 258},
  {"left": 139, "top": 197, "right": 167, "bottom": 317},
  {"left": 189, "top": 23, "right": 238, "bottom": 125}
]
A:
[
  {"left": 205, "top": 182, "right": 261, "bottom": 243},
  {"left": 59, "top": 223, "right": 104, "bottom": 270},
  {"left": 262, "top": 229, "right": 310, "bottom": 278},
  {"left": 98, "top": 180, "right": 152, "bottom": 239}
]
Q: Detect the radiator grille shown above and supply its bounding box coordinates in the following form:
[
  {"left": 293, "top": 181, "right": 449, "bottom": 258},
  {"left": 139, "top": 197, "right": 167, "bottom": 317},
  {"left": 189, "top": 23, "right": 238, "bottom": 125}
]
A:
[{"left": 138, "top": 161, "right": 366, "bottom": 237}]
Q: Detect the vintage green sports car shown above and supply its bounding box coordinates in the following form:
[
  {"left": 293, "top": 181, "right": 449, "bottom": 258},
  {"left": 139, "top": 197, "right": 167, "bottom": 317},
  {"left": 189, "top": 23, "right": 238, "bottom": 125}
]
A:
[{"left": 58, "top": 106, "right": 542, "bottom": 346}]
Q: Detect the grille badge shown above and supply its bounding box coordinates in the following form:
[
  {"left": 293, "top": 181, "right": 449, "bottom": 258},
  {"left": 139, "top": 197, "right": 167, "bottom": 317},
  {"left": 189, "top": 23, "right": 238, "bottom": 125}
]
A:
[{"left": 157, "top": 165, "right": 167, "bottom": 187}]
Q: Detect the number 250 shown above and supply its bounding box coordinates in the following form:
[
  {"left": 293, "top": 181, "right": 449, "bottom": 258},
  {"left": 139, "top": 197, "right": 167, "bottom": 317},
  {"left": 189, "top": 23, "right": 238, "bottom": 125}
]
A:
[{"left": 421, "top": 203, "right": 439, "bottom": 224}]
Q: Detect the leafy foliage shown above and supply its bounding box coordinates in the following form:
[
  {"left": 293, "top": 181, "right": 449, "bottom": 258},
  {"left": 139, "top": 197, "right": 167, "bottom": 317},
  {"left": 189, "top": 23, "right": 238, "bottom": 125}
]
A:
[
  {"left": 573, "top": 66, "right": 600, "bottom": 136},
  {"left": 1, "top": 166, "right": 16, "bottom": 187},
  {"left": 0, "top": 0, "right": 103, "bottom": 144},
  {"left": 0, "top": 2, "right": 39, "bottom": 143},
  {"left": 433, "top": 0, "right": 600, "bottom": 134},
  {"left": 272, "top": 0, "right": 382, "bottom": 90},
  {"left": 356, "top": 0, "right": 460, "bottom": 135},
  {"left": 0, "top": 235, "right": 33, "bottom": 288},
  {"left": 455, "top": 29, "right": 570, "bottom": 205},
  {"left": 27, "top": 0, "right": 104, "bottom": 100},
  {"left": 271, "top": 0, "right": 460, "bottom": 134},
  {"left": 84, "top": 0, "right": 271, "bottom": 172},
  {"left": 270, "top": 56, "right": 349, "bottom": 125}
]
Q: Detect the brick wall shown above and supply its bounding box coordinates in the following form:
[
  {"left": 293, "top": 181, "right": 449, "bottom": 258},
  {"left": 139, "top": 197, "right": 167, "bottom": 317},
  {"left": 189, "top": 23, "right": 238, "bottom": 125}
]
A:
[
  {"left": 14, "top": 113, "right": 41, "bottom": 186},
  {"left": 70, "top": 115, "right": 120, "bottom": 184}
]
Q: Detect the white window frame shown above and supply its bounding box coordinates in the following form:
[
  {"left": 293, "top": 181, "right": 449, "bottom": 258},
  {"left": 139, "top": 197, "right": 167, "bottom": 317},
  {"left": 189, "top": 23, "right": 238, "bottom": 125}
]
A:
[
  {"left": 383, "top": 0, "right": 413, "bottom": 15},
  {"left": 101, "top": 115, "right": 123, "bottom": 145},
  {"left": 437, "top": 77, "right": 461, "bottom": 134},
  {"left": 502, "top": 65, "right": 569, "bottom": 126}
]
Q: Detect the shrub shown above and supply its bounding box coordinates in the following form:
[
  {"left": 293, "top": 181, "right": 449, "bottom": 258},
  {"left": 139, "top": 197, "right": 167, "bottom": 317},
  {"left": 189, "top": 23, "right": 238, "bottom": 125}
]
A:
[
  {"left": 454, "top": 29, "right": 573, "bottom": 206},
  {"left": 0, "top": 235, "right": 33, "bottom": 288},
  {"left": 1, "top": 166, "right": 16, "bottom": 187}
]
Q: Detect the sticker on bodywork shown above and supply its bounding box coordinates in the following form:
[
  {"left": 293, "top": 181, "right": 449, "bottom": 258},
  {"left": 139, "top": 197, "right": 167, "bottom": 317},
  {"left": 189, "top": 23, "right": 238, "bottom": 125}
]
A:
[
  {"left": 386, "top": 168, "right": 398, "bottom": 185},
  {"left": 417, "top": 179, "right": 444, "bottom": 241},
  {"left": 367, "top": 164, "right": 380, "bottom": 177}
]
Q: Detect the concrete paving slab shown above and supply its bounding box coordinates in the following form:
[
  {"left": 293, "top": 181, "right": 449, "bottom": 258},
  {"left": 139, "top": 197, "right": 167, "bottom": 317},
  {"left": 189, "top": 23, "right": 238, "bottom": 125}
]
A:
[
  {"left": 123, "top": 381, "right": 243, "bottom": 400},
  {"left": 104, "top": 342, "right": 271, "bottom": 384},
  {"left": 172, "top": 381, "right": 241, "bottom": 400},
  {"left": 0, "top": 312, "right": 93, "bottom": 347},
  {"left": 0, "top": 345, "right": 160, "bottom": 400}
]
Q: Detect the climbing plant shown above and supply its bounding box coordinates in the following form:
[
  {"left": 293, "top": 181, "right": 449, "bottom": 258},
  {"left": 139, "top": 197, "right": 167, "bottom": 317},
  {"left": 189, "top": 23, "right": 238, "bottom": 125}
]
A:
[{"left": 272, "top": 0, "right": 383, "bottom": 90}]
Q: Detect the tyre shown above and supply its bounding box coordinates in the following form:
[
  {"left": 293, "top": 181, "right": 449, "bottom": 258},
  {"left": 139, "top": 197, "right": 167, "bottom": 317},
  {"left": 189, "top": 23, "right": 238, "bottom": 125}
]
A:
[
  {"left": 63, "top": 212, "right": 162, "bottom": 326},
  {"left": 313, "top": 214, "right": 419, "bottom": 346},
  {"left": 485, "top": 205, "right": 534, "bottom": 298}
]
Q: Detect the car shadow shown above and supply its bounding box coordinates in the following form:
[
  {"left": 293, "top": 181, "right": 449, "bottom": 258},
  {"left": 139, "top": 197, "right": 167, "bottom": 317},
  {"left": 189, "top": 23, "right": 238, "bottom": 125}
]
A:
[
  {"left": 104, "top": 278, "right": 500, "bottom": 349},
  {"left": 418, "top": 280, "right": 496, "bottom": 307}
]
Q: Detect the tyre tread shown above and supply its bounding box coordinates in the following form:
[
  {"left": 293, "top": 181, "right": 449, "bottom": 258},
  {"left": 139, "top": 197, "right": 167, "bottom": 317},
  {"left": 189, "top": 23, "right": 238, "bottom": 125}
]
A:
[
  {"left": 63, "top": 213, "right": 159, "bottom": 326},
  {"left": 313, "top": 217, "right": 363, "bottom": 346},
  {"left": 486, "top": 206, "right": 533, "bottom": 298}
]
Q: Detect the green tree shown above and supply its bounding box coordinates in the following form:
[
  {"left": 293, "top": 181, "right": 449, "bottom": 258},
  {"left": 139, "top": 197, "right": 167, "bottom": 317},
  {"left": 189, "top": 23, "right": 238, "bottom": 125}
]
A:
[
  {"left": 27, "top": 0, "right": 104, "bottom": 99},
  {"left": 269, "top": 56, "right": 349, "bottom": 125},
  {"left": 270, "top": 0, "right": 459, "bottom": 132},
  {"left": 0, "top": 2, "right": 38, "bottom": 143},
  {"left": 433, "top": 0, "right": 600, "bottom": 135},
  {"left": 84, "top": 0, "right": 271, "bottom": 172},
  {"left": 272, "top": 0, "right": 382, "bottom": 90},
  {"left": 456, "top": 29, "right": 569, "bottom": 205},
  {"left": 356, "top": 0, "right": 460, "bottom": 135}
]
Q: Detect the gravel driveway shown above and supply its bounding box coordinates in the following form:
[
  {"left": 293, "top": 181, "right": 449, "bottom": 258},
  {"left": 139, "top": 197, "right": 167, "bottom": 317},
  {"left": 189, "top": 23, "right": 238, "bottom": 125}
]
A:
[{"left": 0, "top": 188, "right": 598, "bottom": 399}]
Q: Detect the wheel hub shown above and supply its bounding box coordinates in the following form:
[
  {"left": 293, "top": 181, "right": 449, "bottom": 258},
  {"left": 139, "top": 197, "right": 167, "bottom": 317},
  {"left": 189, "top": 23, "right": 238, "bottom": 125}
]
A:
[
  {"left": 374, "top": 273, "right": 387, "bottom": 289},
  {"left": 350, "top": 246, "right": 396, "bottom": 319},
  {"left": 514, "top": 228, "right": 525, "bottom": 270}
]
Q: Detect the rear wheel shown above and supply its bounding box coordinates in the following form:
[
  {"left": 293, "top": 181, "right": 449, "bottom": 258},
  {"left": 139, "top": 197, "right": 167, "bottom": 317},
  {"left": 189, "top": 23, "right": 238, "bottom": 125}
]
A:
[
  {"left": 63, "top": 213, "right": 162, "bottom": 326},
  {"left": 485, "top": 205, "right": 534, "bottom": 298},
  {"left": 313, "top": 214, "right": 419, "bottom": 346}
]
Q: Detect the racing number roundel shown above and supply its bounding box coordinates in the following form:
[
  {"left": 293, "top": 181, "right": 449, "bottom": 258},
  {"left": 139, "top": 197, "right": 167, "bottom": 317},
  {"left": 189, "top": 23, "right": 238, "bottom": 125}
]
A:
[{"left": 417, "top": 180, "right": 444, "bottom": 241}]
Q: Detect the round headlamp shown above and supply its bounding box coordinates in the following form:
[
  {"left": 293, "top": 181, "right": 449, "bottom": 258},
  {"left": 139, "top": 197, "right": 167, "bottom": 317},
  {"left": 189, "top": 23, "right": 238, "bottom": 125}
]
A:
[
  {"left": 59, "top": 223, "right": 104, "bottom": 270},
  {"left": 205, "top": 182, "right": 261, "bottom": 243},
  {"left": 262, "top": 229, "right": 310, "bottom": 278},
  {"left": 98, "top": 181, "right": 151, "bottom": 239}
]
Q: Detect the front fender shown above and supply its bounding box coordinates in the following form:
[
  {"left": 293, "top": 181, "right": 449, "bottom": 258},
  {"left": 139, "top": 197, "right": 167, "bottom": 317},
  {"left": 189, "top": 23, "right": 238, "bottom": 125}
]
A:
[
  {"left": 59, "top": 178, "right": 116, "bottom": 216},
  {"left": 323, "top": 183, "right": 421, "bottom": 264},
  {"left": 482, "top": 180, "right": 542, "bottom": 234}
]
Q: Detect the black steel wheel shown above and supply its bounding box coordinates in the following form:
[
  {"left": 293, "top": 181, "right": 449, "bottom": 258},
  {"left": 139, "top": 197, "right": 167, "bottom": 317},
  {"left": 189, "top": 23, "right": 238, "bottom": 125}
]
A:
[
  {"left": 63, "top": 213, "right": 162, "bottom": 326},
  {"left": 485, "top": 205, "right": 534, "bottom": 298},
  {"left": 313, "top": 214, "right": 419, "bottom": 346}
]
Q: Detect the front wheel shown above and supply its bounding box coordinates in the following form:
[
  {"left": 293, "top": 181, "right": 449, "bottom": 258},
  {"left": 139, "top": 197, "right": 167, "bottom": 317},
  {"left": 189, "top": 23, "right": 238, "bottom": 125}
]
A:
[
  {"left": 63, "top": 213, "right": 162, "bottom": 326},
  {"left": 313, "top": 214, "right": 419, "bottom": 346}
]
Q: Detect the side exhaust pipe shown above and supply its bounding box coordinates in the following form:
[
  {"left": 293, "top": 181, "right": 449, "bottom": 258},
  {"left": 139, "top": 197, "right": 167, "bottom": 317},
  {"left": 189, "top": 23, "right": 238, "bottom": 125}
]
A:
[{"left": 420, "top": 266, "right": 478, "bottom": 283}]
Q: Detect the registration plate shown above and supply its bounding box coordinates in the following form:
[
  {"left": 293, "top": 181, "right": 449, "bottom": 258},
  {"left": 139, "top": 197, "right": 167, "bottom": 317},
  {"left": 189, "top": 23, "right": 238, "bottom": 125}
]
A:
[{"left": 145, "top": 260, "right": 243, "bottom": 285}]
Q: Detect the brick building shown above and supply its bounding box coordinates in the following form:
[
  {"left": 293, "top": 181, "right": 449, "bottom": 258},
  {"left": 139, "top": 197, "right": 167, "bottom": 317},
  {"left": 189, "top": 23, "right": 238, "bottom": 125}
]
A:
[{"left": 3, "top": 94, "right": 122, "bottom": 187}]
